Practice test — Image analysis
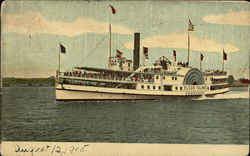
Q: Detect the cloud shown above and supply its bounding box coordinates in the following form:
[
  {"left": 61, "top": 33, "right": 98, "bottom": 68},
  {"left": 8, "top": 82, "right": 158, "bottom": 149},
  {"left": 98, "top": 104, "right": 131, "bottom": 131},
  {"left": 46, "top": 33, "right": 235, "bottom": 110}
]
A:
[
  {"left": 124, "top": 34, "right": 239, "bottom": 53},
  {"left": 2, "top": 12, "right": 133, "bottom": 37},
  {"left": 202, "top": 11, "right": 250, "bottom": 26}
]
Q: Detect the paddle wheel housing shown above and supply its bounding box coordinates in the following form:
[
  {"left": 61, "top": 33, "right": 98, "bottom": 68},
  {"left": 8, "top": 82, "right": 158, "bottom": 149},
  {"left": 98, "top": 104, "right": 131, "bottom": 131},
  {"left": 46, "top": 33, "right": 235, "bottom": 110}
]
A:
[{"left": 183, "top": 68, "right": 204, "bottom": 85}]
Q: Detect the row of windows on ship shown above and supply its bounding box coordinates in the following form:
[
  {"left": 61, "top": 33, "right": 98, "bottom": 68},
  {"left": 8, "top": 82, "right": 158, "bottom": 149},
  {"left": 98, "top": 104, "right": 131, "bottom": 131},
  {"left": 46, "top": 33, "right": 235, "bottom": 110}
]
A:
[
  {"left": 139, "top": 84, "right": 227, "bottom": 91},
  {"left": 141, "top": 85, "right": 162, "bottom": 90},
  {"left": 140, "top": 85, "right": 184, "bottom": 91},
  {"left": 111, "top": 59, "right": 131, "bottom": 66},
  {"left": 156, "top": 76, "right": 178, "bottom": 81}
]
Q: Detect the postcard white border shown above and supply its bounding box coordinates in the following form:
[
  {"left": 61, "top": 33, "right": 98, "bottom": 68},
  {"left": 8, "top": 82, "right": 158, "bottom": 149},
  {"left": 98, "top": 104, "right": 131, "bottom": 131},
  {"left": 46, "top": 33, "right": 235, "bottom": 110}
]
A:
[{"left": 1, "top": 141, "right": 249, "bottom": 156}]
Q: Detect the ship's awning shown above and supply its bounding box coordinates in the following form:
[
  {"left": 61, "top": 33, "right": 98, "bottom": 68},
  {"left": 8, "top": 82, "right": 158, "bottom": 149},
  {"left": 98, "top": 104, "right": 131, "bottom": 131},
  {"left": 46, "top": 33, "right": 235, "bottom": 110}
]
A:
[
  {"left": 73, "top": 66, "right": 181, "bottom": 76},
  {"left": 176, "top": 67, "right": 192, "bottom": 76},
  {"left": 73, "top": 66, "right": 137, "bottom": 74}
]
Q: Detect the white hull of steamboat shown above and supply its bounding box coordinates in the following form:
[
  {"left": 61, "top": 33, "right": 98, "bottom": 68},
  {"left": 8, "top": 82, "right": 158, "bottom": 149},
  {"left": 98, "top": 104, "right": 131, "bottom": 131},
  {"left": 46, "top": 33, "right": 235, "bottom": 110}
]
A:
[{"left": 56, "top": 84, "right": 229, "bottom": 101}]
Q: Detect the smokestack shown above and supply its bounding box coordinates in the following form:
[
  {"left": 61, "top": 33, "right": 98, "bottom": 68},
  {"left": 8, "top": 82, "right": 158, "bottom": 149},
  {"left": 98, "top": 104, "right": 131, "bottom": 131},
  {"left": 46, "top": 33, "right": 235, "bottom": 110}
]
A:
[{"left": 133, "top": 32, "right": 140, "bottom": 71}]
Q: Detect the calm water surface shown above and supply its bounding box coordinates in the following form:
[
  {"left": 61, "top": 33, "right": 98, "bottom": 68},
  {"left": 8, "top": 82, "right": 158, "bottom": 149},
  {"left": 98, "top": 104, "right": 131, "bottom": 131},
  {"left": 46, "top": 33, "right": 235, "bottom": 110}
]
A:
[{"left": 1, "top": 87, "right": 249, "bottom": 144}]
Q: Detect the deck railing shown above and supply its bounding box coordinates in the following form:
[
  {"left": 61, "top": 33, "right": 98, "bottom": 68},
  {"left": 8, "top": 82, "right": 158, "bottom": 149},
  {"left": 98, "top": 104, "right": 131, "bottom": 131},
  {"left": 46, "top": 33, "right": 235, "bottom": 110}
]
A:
[
  {"left": 59, "top": 72, "right": 154, "bottom": 83},
  {"left": 204, "top": 71, "right": 227, "bottom": 76}
]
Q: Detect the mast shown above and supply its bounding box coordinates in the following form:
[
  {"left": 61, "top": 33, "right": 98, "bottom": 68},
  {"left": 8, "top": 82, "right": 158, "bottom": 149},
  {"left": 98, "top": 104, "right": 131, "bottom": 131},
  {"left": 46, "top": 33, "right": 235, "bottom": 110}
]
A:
[
  {"left": 200, "top": 54, "right": 202, "bottom": 71},
  {"left": 222, "top": 52, "right": 224, "bottom": 72},
  {"left": 200, "top": 58, "right": 202, "bottom": 70},
  {"left": 57, "top": 43, "right": 66, "bottom": 81},
  {"left": 109, "top": 23, "right": 111, "bottom": 68},
  {"left": 57, "top": 43, "right": 61, "bottom": 84},
  {"left": 222, "top": 49, "right": 227, "bottom": 72},
  {"left": 58, "top": 43, "right": 61, "bottom": 72},
  {"left": 0, "top": 42, "right": 2, "bottom": 89},
  {"left": 108, "top": 5, "right": 116, "bottom": 68},
  {"left": 0, "top": 16, "right": 2, "bottom": 88},
  {"left": 187, "top": 19, "right": 194, "bottom": 66},
  {"left": 187, "top": 31, "right": 190, "bottom": 65}
]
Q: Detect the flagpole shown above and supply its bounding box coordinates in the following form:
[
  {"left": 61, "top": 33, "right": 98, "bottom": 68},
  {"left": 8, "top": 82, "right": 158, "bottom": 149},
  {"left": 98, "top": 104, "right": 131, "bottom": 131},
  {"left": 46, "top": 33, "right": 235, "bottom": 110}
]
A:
[
  {"left": 57, "top": 43, "right": 61, "bottom": 83},
  {"left": 58, "top": 43, "right": 61, "bottom": 73},
  {"left": 109, "top": 23, "right": 111, "bottom": 68},
  {"left": 108, "top": 5, "right": 112, "bottom": 68},
  {"left": 187, "top": 30, "right": 190, "bottom": 66},
  {"left": 0, "top": 42, "right": 2, "bottom": 89},
  {"left": 200, "top": 58, "right": 202, "bottom": 71},
  {"left": 222, "top": 52, "right": 224, "bottom": 72}
]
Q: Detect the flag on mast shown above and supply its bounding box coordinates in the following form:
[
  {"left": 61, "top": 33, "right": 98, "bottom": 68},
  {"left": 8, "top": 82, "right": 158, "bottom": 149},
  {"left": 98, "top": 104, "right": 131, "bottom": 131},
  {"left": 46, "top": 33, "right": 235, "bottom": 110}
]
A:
[
  {"left": 143, "top": 47, "right": 149, "bottom": 59},
  {"left": 223, "top": 49, "right": 227, "bottom": 60},
  {"left": 200, "top": 53, "right": 204, "bottom": 61},
  {"left": 173, "top": 50, "right": 176, "bottom": 61},
  {"left": 188, "top": 19, "right": 194, "bottom": 31},
  {"left": 110, "top": 5, "right": 116, "bottom": 14},
  {"left": 116, "top": 49, "right": 122, "bottom": 57},
  {"left": 60, "top": 43, "right": 66, "bottom": 54}
]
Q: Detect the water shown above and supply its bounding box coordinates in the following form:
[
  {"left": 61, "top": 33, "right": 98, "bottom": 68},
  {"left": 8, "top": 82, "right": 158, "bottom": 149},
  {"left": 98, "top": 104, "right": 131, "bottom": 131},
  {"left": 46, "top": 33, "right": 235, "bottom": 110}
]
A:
[{"left": 1, "top": 87, "right": 249, "bottom": 144}]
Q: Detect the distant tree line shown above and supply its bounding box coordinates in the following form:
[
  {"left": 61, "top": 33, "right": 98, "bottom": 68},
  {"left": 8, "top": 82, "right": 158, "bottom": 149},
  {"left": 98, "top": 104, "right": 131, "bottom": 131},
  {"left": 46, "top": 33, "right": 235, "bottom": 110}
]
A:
[
  {"left": 2, "top": 77, "right": 55, "bottom": 87},
  {"left": 228, "top": 75, "right": 234, "bottom": 86},
  {"left": 228, "top": 75, "right": 249, "bottom": 87}
]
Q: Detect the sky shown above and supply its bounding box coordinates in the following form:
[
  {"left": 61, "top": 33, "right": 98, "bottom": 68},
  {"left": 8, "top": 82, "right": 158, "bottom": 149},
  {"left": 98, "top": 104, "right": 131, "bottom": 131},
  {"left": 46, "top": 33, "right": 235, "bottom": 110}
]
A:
[{"left": 1, "top": 0, "right": 249, "bottom": 79}]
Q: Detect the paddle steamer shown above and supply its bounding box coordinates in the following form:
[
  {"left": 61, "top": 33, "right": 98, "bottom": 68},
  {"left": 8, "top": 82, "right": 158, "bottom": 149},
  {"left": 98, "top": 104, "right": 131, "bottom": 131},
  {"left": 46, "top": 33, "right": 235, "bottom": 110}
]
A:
[{"left": 55, "top": 31, "right": 228, "bottom": 101}]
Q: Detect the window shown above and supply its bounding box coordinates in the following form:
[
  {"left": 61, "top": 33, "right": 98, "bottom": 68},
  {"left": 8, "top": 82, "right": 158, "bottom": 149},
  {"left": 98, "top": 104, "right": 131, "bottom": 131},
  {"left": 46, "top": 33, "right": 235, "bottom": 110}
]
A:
[
  {"left": 159, "top": 86, "right": 161, "bottom": 90},
  {"left": 175, "top": 86, "right": 178, "bottom": 90},
  {"left": 147, "top": 85, "right": 150, "bottom": 89},
  {"left": 128, "top": 63, "right": 130, "bottom": 67},
  {"left": 163, "top": 76, "right": 165, "bottom": 80},
  {"left": 156, "top": 76, "right": 159, "bottom": 79},
  {"left": 172, "top": 77, "right": 174, "bottom": 80},
  {"left": 153, "top": 86, "right": 156, "bottom": 89},
  {"left": 164, "top": 85, "right": 172, "bottom": 91},
  {"left": 141, "top": 85, "right": 144, "bottom": 89},
  {"left": 180, "top": 87, "right": 182, "bottom": 90},
  {"left": 175, "top": 77, "right": 177, "bottom": 80}
]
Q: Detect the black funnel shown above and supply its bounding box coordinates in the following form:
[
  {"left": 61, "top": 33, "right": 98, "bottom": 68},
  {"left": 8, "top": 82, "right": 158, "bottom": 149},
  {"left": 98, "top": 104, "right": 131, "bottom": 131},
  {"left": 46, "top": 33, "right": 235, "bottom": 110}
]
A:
[{"left": 133, "top": 32, "right": 140, "bottom": 71}]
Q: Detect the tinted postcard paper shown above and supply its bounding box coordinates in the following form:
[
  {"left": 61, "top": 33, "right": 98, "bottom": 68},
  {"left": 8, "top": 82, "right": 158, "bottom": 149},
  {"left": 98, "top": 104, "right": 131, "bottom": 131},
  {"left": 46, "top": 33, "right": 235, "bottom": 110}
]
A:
[{"left": 1, "top": 1, "right": 249, "bottom": 156}]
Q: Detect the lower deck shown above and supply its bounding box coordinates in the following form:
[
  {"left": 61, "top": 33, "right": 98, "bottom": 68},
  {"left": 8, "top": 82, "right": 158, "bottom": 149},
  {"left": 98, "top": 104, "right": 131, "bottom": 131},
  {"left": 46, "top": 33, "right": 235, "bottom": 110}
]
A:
[{"left": 56, "top": 84, "right": 229, "bottom": 101}]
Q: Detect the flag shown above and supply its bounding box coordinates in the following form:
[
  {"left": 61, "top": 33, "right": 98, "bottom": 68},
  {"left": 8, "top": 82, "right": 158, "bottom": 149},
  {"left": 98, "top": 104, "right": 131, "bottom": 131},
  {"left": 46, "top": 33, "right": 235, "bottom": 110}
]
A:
[
  {"left": 188, "top": 19, "right": 194, "bottom": 31},
  {"left": 116, "top": 49, "right": 122, "bottom": 57},
  {"left": 60, "top": 43, "right": 66, "bottom": 54},
  {"left": 143, "top": 47, "right": 149, "bottom": 59},
  {"left": 223, "top": 49, "right": 227, "bottom": 60},
  {"left": 173, "top": 50, "right": 176, "bottom": 61},
  {"left": 110, "top": 5, "right": 116, "bottom": 14},
  {"left": 200, "top": 53, "right": 204, "bottom": 61},
  {"left": 143, "top": 47, "right": 148, "bottom": 54},
  {"left": 173, "top": 50, "right": 176, "bottom": 57}
]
